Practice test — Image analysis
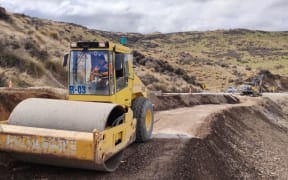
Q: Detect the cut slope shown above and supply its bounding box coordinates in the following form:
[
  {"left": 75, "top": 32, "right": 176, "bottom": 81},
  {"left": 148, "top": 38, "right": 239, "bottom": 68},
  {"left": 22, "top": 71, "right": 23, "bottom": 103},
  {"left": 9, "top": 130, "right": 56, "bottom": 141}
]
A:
[
  {"left": 151, "top": 93, "right": 239, "bottom": 111},
  {"left": 0, "top": 87, "right": 66, "bottom": 120},
  {"left": 172, "top": 95, "right": 288, "bottom": 179}
]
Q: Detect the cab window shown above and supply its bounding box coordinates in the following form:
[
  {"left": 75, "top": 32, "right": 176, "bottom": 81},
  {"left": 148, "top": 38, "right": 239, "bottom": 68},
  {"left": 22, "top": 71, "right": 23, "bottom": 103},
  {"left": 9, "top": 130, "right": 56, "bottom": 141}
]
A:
[{"left": 115, "top": 53, "right": 129, "bottom": 92}]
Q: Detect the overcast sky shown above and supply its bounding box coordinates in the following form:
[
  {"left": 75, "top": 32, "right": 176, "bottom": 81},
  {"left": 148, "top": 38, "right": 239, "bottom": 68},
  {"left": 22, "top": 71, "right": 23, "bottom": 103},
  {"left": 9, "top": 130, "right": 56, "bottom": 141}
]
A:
[{"left": 0, "top": 0, "right": 287, "bottom": 33}]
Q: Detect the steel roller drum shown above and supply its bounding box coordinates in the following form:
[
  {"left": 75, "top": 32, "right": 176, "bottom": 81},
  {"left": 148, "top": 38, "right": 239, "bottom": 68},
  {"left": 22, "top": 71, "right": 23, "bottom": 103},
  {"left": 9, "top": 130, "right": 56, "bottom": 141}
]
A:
[{"left": 8, "top": 98, "right": 123, "bottom": 132}]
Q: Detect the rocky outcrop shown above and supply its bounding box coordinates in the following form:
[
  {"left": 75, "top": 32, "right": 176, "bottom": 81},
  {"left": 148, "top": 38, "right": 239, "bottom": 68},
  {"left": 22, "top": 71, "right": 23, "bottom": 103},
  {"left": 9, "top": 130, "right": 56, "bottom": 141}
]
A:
[{"left": 0, "top": 7, "right": 10, "bottom": 21}]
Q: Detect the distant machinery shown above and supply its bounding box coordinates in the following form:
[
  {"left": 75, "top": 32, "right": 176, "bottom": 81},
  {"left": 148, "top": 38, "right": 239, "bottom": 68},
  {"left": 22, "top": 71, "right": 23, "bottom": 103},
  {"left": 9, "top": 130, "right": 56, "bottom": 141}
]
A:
[{"left": 240, "top": 74, "right": 264, "bottom": 96}]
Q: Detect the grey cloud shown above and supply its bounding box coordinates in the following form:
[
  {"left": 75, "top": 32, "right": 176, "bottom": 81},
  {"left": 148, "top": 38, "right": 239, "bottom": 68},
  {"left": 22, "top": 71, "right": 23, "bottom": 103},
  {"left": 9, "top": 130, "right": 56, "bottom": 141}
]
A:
[
  {"left": 0, "top": 0, "right": 287, "bottom": 33},
  {"left": 270, "top": 0, "right": 288, "bottom": 8},
  {"left": 61, "top": 12, "right": 143, "bottom": 32}
]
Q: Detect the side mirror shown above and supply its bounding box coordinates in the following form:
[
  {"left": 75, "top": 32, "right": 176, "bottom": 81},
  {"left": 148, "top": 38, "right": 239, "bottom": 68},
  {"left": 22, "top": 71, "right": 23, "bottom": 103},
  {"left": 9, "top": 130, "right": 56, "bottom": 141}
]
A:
[{"left": 63, "top": 53, "right": 69, "bottom": 67}]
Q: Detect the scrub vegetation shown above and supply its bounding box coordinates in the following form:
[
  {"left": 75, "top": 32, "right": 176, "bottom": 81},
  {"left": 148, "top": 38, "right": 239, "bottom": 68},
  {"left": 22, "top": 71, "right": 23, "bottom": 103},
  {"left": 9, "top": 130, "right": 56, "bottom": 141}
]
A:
[{"left": 0, "top": 6, "right": 287, "bottom": 92}]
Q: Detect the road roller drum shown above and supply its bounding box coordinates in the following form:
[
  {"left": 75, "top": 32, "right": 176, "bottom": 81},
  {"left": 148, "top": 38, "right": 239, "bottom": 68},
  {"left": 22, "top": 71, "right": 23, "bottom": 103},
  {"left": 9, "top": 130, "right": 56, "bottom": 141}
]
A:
[{"left": 8, "top": 98, "right": 124, "bottom": 132}]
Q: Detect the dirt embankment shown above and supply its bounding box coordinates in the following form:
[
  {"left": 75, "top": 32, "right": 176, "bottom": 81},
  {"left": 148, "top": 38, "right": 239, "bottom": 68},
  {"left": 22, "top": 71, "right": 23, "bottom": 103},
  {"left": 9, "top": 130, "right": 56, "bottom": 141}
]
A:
[
  {"left": 0, "top": 88, "right": 66, "bottom": 120},
  {"left": 257, "top": 70, "right": 288, "bottom": 92},
  {"left": 151, "top": 93, "right": 239, "bottom": 111},
  {"left": 172, "top": 96, "right": 288, "bottom": 179}
]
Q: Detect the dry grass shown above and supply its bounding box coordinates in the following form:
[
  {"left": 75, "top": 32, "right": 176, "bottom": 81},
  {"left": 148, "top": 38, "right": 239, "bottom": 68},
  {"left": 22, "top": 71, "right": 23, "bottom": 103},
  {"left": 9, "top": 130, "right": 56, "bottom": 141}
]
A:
[{"left": 0, "top": 8, "right": 287, "bottom": 91}]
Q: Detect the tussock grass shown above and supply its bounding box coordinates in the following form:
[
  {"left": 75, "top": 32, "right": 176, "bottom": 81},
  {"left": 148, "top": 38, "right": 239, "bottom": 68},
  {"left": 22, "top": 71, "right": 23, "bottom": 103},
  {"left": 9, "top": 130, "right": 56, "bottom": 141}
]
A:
[{"left": 0, "top": 7, "right": 287, "bottom": 90}]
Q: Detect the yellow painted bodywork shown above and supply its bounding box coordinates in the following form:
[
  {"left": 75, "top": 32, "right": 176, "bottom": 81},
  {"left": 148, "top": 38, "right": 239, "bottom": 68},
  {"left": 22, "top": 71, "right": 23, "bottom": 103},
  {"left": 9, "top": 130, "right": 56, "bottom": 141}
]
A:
[
  {"left": 0, "top": 109, "right": 136, "bottom": 165},
  {"left": 0, "top": 124, "right": 94, "bottom": 161},
  {"left": 95, "top": 108, "right": 136, "bottom": 162}
]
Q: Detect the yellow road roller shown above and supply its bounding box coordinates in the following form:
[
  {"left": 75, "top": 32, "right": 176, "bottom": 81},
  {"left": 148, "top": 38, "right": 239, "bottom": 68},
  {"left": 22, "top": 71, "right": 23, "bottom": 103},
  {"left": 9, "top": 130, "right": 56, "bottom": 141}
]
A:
[{"left": 0, "top": 41, "right": 154, "bottom": 172}]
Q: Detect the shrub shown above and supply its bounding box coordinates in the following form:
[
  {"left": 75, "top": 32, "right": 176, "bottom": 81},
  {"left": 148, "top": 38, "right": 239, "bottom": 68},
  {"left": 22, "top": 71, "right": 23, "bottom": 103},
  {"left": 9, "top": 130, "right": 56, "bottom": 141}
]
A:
[
  {"left": 153, "top": 82, "right": 169, "bottom": 92},
  {"left": 0, "top": 7, "right": 10, "bottom": 21},
  {"left": 45, "top": 60, "right": 61, "bottom": 73},
  {"left": 245, "top": 66, "right": 252, "bottom": 71},
  {"left": 139, "top": 73, "right": 159, "bottom": 85},
  {"left": 39, "top": 29, "right": 47, "bottom": 35},
  {"left": 0, "top": 51, "right": 45, "bottom": 77},
  {"left": 174, "top": 68, "right": 185, "bottom": 75},
  {"left": 274, "top": 64, "right": 284, "bottom": 70},
  {"left": 179, "top": 57, "right": 192, "bottom": 65},
  {"left": 24, "top": 38, "right": 36, "bottom": 50},
  {"left": 0, "top": 73, "right": 6, "bottom": 87},
  {"left": 0, "top": 53, "right": 23, "bottom": 67},
  {"left": 45, "top": 60, "right": 68, "bottom": 84},
  {"left": 31, "top": 50, "right": 49, "bottom": 61},
  {"left": 49, "top": 31, "right": 59, "bottom": 40},
  {"left": 24, "top": 38, "right": 49, "bottom": 61},
  {"left": 15, "top": 79, "right": 31, "bottom": 87},
  {"left": 25, "top": 61, "right": 45, "bottom": 77},
  {"left": 183, "top": 74, "right": 196, "bottom": 84}
]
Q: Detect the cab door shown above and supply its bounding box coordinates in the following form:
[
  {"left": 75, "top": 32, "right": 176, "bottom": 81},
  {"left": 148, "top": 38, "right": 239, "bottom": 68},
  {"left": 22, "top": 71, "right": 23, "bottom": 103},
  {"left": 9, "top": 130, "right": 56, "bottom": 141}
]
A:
[{"left": 114, "top": 52, "right": 131, "bottom": 106}]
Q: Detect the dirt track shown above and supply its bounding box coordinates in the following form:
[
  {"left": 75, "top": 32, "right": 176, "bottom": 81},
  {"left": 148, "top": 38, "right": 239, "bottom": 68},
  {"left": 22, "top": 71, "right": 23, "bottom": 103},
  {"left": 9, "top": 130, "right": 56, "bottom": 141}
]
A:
[{"left": 0, "top": 89, "right": 288, "bottom": 179}]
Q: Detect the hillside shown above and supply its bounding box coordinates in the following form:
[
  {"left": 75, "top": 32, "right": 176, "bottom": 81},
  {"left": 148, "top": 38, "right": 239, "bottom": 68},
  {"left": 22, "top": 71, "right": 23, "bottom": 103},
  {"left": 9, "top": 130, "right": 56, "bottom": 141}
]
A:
[{"left": 0, "top": 7, "right": 288, "bottom": 92}]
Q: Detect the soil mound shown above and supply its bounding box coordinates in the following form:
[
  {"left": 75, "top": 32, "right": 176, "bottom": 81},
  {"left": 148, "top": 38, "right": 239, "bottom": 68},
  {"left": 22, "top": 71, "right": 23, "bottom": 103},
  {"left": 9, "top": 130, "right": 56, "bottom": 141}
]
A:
[
  {"left": 0, "top": 88, "right": 66, "bottom": 120},
  {"left": 151, "top": 93, "right": 239, "bottom": 111},
  {"left": 172, "top": 96, "right": 288, "bottom": 179},
  {"left": 258, "top": 70, "right": 288, "bottom": 92}
]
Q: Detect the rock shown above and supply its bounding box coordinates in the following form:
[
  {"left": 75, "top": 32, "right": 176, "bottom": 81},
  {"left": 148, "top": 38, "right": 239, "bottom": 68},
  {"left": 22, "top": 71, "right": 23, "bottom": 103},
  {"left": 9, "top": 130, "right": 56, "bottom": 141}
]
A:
[{"left": 0, "top": 7, "right": 9, "bottom": 21}]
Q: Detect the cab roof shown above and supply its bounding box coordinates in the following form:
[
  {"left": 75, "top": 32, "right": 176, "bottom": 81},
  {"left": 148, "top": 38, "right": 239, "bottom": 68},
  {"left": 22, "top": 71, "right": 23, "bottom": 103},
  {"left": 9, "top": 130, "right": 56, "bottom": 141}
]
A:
[{"left": 70, "top": 41, "right": 131, "bottom": 54}]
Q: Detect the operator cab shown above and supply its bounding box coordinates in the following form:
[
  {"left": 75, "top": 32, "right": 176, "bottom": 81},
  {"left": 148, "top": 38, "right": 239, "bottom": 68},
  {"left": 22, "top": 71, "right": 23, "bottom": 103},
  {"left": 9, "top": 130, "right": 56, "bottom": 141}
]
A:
[
  {"left": 69, "top": 50, "right": 110, "bottom": 95},
  {"left": 64, "top": 41, "right": 132, "bottom": 97}
]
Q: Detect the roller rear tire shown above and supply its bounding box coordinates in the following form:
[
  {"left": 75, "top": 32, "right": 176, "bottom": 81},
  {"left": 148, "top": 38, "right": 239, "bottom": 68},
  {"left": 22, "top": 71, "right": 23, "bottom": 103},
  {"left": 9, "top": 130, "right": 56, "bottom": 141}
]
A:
[{"left": 132, "top": 97, "right": 154, "bottom": 142}]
